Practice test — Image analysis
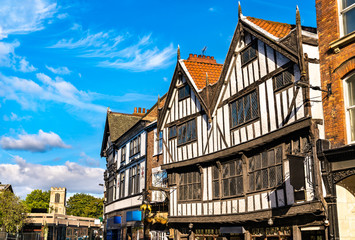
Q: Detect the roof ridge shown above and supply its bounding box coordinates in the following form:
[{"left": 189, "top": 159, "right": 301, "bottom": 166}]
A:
[
  {"left": 108, "top": 111, "right": 141, "bottom": 118},
  {"left": 183, "top": 59, "right": 223, "bottom": 66},
  {"left": 246, "top": 16, "right": 292, "bottom": 26}
]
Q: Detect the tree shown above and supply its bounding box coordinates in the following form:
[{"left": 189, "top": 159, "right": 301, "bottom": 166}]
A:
[
  {"left": 0, "top": 191, "right": 28, "bottom": 233},
  {"left": 66, "top": 193, "right": 103, "bottom": 218},
  {"left": 25, "top": 189, "right": 50, "bottom": 212}
]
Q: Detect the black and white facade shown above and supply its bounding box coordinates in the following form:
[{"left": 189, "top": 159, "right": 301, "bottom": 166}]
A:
[{"left": 158, "top": 7, "right": 328, "bottom": 240}]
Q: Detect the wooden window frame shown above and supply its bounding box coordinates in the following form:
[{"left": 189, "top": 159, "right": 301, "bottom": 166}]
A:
[
  {"left": 344, "top": 73, "right": 355, "bottom": 143},
  {"left": 128, "top": 164, "right": 141, "bottom": 196},
  {"left": 121, "top": 146, "right": 126, "bottom": 163},
  {"left": 177, "top": 118, "right": 197, "bottom": 146},
  {"left": 178, "top": 171, "right": 201, "bottom": 202},
  {"left": 119, "top": 172, "right": 125, "bottom": 198},
  {"left": 168, "top": 125, "right": 177, "bottom": 139},
  {"left": 230, "top": 90, "right": 259, "bottom": 129},
  {"left": 178, "top": 84, "right": 191, "bottom": 101},
  {"left": 339, "top": 0, "right": 355, "bottom": 36},
  {"left": 158, "top": 131, "right": 163, "bottom": 154},
  {"left": 129, "top": 136, "right": 140, "bottom": 157},
  {"left": 241, "top": 40, "right": 258, "bottom": 66},
  {"left": 248, "top": 145, "right": 284, "bottom": 193},
  {"left": 273, "top": 67, "right": 294, "bottom": 91}
]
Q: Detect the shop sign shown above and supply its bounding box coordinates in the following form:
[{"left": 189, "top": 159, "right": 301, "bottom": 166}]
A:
[
  {"left": 220, "top": 227, "right": 245, "bottom": 234},
  {"left": 126, "top": 210, "right": 142, "bottom": 222}
]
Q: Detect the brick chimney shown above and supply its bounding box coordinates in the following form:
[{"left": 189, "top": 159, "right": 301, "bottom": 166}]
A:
[
  {"left": 187, "top": 54, "right": 217, "bottom": 64},
  {"left": 133, "top": 107, "right": 146, "bottom": 116}
]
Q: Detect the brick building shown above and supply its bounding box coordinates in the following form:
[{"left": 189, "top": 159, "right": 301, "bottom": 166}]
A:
[{"left": 315, "top": 0, "right": 355, "bottom": 239}]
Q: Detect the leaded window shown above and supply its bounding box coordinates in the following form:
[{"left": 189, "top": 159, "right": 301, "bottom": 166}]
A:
[
  {"left": 158, "top": 131, "right": 163, "bottom": 153},
  {"left": 230, "top": 91, "right": 258, "bottom": 128},
  {"left": 241, "top": 41, "right": 257, "bottom": 65},
  {"left": 177, "top": 119, "right": 197, "bottom": 145},
  {"left": 249, "top": 146, "right": 283, "bottom": 192},
  {"left": 274, "top": 69, "right": 293, "bottom": 90},
  {"left": 212, "top": 165, "right": 220, "bottom": 199},
  {"left": 178, "top": 84, "right": 191, "bottom": 100},
  {"left": 178, "top": 171, "right": 201, "bottom": 201},
  {"left": 222, "top": 160, "right": 243, "bottom": 197},
  {"left": 55, "top": 193, "right": 60, "bottom": 203},
  {"left": 168, "top": 125, "right": 177, "bottom": 139}
]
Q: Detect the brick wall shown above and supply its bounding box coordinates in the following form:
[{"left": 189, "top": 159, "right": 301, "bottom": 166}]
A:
[
  {"left": 146, "top": 126, "right": 162, "bottom": 201},
  {"left": 315, "top": 0, "right": 355, "bottom": 147}
]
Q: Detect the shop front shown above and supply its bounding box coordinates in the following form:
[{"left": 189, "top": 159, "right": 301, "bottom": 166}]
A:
[{"left": 107, "top": 216, "right": 122, "bottom": 240}]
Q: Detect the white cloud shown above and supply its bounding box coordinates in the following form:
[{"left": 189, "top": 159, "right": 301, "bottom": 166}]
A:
[
  {"left": 209, "top": 7, "right": 215, "bottom": 12},
  {"left": 46, "top": 65, "right": 71, "bottom": 75},
  {"left": 163, "top": 77, "right": 168, "bottom": 82},
  {"left": 0, "top": 156, "right": 104, "bottom": 199},
  {"left": 0, "top": 130, "right": 71, "bottom": 152},
  {"left": 19, "top": 58, "right": 37, "bottom": 72},
  {"left": 50, "top": 29, "right": 175, "bottom": 71},
  {"left": 56, "top": 13, "right": 68, "bottom": 20},
  {"left": 0, "top": 0, "right": 57, "bottom": 39},
  {"left": 3, "top": 112, "right": 32, "bottom": 121}
]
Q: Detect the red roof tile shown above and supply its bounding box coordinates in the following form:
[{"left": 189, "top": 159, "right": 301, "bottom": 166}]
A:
[
  {"left": 246, "top": 16, "right": 293, "bottom": 39},
  {"left": 183, "top": 54, "right": 223, "bottom": 90}
]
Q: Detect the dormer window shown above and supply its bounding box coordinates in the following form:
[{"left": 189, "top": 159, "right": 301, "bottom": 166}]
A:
[
  {"left": 241, "top": 41, "right": 257, "bottom": 65},
  {"left": 340, "top": 0, "right": 355, "bottom": 35},
  {"left": 178, "top": 84, "right": 190, "bottom": 101}
]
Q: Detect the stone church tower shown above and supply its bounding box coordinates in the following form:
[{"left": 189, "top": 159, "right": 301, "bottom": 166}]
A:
[{"left": 49, "top": 187, "right": 66, "bottom": 215}]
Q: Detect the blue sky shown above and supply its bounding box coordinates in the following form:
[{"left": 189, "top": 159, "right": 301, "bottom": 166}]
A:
[{"left": 0, "top": 0, "right": 317, "bottom": 198}]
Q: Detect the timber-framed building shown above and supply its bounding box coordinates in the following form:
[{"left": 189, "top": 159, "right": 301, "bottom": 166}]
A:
[{"left": 157, "top": 6, "right": 328, "bottom": 240}]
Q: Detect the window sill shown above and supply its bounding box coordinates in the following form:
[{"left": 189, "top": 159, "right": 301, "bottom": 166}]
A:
[{"left": 329, "top": 31, "right": 355, "bottom": 53}]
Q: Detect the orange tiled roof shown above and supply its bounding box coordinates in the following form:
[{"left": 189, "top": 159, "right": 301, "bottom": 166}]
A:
[
  {"left": 246, "top": 16, "right": 293, "bottom": 39},
  {"left": 183, "top": 55, "right": 223, "bottom": 90}
]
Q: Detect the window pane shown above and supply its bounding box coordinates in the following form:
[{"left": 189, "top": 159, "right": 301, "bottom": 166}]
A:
[
  {"left": 262, "top": 169, "right": 268, "bottom": 189},
  {"left": 347, "top": 75, "right": 355, "bottom": 106},
  {"left": 242, "top": 51, "right": 249, "bottom": 65},
  {"left": 236, "top": 160, "right": 243, "bottom": 175},
  {"left": 222, "top": 164, "right": 229, "bottom": 178},
  {"left": 213, "top": 166, "right": 219, "bottom": 180},
  {"left": 223, "top": 179, "right": 230, "bottom": 197},
  {"left": 237, "top": 176, "right": 243, "bottom": 194},
  {"left": 262, "top": 151, "right": 268, "bottom": 168},
  {"left": 255, "top": 155, "right": 261, "bottom": 169},
  {"left": 284, "top": 70, "right": 292, "bottom": 85},
  {"left": 268, "top": 150, "right": 275, "bottom": 166},
  {"left": 188, "top": 185, "right": 193, "bottom": 200},
  {"left": 188, "top": 172, "right": 192, "bottom": 183},
  {"left": 276, "top": 146, "right": 283, "bottom": 164},
  {"left": 230, "top": 162, "right": 236, "bottom": 176},
  {"left": 251, "top": 91, "right": 258, "bottom": 118},
  {"left": 178, "top": 126, "right": 182, "bottom": 145},
  {"left": 182, "top": 125, "right": 187, "bottom": 144},
  {"left": 191, "top": 119, "right": 197, "bottom": 140},
  {"left": 269, "top": 167, "right": 276, "bottom": 187},
  {"left": 249, "top": 157, "right": 255, "bottom": 172},
  {"left": 186, "top": 121, "right": 192, "bottom": 141},
  {"left": 231, "top": 101, "right": 238, "bottom": 127},
  {"left": 237, "top": 98, "right": 244, "bottom": 125},
  {"left": 343, "top": 0, "right": 355, "bottom": 8},
  {"left": 213, "top": 181, "right": 220, "bottom": 198},
  {"left": 193, "top": 183, "right": 199, "bottom": 199},
  {"left": 193, "top": 171, "right": 197, "bottom": 183},
  {"left": 249, "top": 173, "right": 255, "bottom": 191},
  {"left": 244, "top": 95, "right": 252, "bottom": 121},
  {"left": 249, "top": 44, "right": 256, "bottom": 59},
  {"left": 276, "top": 165, "right": 283, "bottom": 185},
  {"left": 275, "top": 74, "right": 284, "bottom": 89},
  {"left": 350, "top": 108, "right": 355, "bottom": 142},
  {"left": 185, "top": 85, "right": 190, "bottom": 98},
  {"left": 344, "top": 7, "right": 355, "bottom": 35},
  {"left": 255, "top": 170, "right": 261, "bottom": 190},
  {"left": 230, "top": 177, "right": 237, "bottom": 196}
]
